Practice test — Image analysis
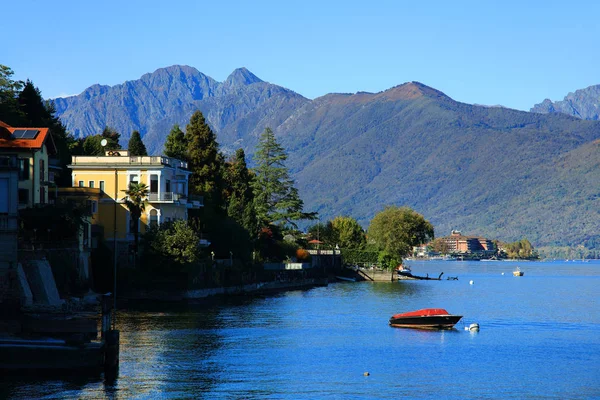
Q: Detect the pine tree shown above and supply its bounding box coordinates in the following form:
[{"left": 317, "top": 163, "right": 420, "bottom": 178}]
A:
[
  {"left": 128, "top": 130, "right": 148, "bottom": 156},
  {"left": 252, "top": 127, "right": 317, "bottom": 229},
  {"left": 164, "top": 124, "right": 187, "bottom": 161},
  {"left": 186, "top": 111, "right": 224, "bottom": 206},
  {"left": 16, "top": 79, "right": 76, "bottom": 186}
]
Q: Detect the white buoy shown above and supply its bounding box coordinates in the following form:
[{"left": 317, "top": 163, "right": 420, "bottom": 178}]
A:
[
  {"left": 501, "top": 272, "right": 505, "bottom": 275},
  {"left": 465, "top": 323, "right": 480, "bottom": 331},
  {"left": 469, "top": 280, "right": 474, "bottom": 285}
]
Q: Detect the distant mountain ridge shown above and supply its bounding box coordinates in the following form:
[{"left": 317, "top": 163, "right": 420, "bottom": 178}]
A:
[
  {"left": 531, "top": 84, "right": 600, "bottom": 120},
  {"left": 53, "top": 65, "right": 309, "bottom": 155},
  {"left": 52, "top": 67, "right": 600, "bottom": 250}
]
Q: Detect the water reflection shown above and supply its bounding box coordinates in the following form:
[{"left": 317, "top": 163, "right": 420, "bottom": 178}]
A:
[{"left": 3, "top": 261, "right": 599, "bottom": 399}]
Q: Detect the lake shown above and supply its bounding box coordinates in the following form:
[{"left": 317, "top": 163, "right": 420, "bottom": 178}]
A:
[{"left": 2, "top": 260, "right": 599, "bottom": 399}]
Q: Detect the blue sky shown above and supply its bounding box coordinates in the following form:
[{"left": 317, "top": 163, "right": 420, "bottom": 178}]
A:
[{"left": 4, "top": 0, "right": 598, "bottom": 111}]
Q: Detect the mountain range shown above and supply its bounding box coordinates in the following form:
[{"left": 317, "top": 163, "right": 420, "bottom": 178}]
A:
[
  {"left": 53, "top": 66, "right": 600, "bottom": 250},
  {"left": 530, "top": 84, "right": 600, "bottom": 120}
]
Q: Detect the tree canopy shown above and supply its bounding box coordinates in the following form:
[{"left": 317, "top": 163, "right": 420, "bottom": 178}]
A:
[
  {"left": 331, "top": 216, "right": 366, "bottom": 249},
  {"left": 223, "top": 149, "right": 257, "bottom": 236},
  {"left": 367, "top": 206, "right": 434, "bottom": 266},
  {"left": 0, "top": 64, "right": 24, "bottom": 125},
  {"left": 163, "top": 124, "right": 187, "bottom": 161},
  {"left": 128, "top": 130, "right": 148, "bottom": 156},
  {"left": 101, "top": 126, "right": 121, "bottom": 150},
  {"left": 186, "top": 111, "right": 224, "bottom": 205},
  {"left": 122, "top": 182, "right": 149, "bottom": 255}
]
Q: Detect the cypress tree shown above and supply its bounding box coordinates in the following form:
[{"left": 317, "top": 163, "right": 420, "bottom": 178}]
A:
[
  {"left": 164, "top": 124, "right": 187, "bottom": 161},
  {"left": 224, "top": 149, "right": 258, "bottom": 235},
  {"left": 186, "top": 111, "right": 224, "bottom": 207},
  {"left": 128, "top": 130, "right": 148, "bottom": 156}
]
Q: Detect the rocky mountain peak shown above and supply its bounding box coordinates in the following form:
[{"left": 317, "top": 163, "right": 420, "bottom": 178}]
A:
[{"left": 224, "top": 67, "right": 263, "bottom": 87}]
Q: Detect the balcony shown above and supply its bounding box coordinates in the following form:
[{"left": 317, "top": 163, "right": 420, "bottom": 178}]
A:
[{"left": 148, "top": 192, "right": 183, "bottom": 202}]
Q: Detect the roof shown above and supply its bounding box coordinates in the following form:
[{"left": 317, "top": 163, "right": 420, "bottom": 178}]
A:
[{"left": 0, "top": 120, "right": 56, "bottom": 153}]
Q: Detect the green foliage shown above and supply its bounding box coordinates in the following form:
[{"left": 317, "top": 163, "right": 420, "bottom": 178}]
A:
[
  {"left": 122, "top": 182, "right": 149, "bottom": 220},
  {"left": 128, "top": 130, "right": 148, "bottom": 156},
  {"left": 186, "top": 111, "right": 224, "bottom": 206},
  {"left": 19, "top": 202, "right": 90, "bottom": 241},
  {"left": 163, "top": 124, "right": 187, "bottom": 161},
  {"left": 208, "top": 216, "right": 254, "bottom": 264},
  {"left": 122, "top": 182, "right": 149, "bottom": 256},
  {"left": 503, "top": 238, "right": 538, "bottom": 259},
  {"left": 340, "top": 248, "right": 379, "bottom": 265},
  {"left": 0, "top": 75, "right": 76, "bottom": 186},
  {"left": 367, "top": 206, "right": 434, "bottom": 260},
  {"left": 252, "top": 127, "right": 317, "bottom": 229},
  {"left": 82, "top": 135, "right": 104, "bottom": 155},
  {"left": 430, "top": 237, "right": 452, "bottom": 254},
  {"left": 101, "top": 126, "right": 121, "bottom": 150},
  {"left": 143, "top": 220, "right": 201, "bottom": 267},
  {"left": 307, "top": 221, "right": 336, "bottom": 247},
  {"left": 377, "top": 251, "right": 402, "bottom": 270},
  {"left": 0, "top": 65, "right": 25, "bottom": 125},
  {"left": 331, "top": 216, "right": 366, "bottom": 249},
  {"left": 223, "top": 149, "right": 258, "bottom": 236}
]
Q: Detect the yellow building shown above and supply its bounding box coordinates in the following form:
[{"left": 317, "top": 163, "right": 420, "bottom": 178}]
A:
[{"left": 68, "top": 150, "right": 203, "bottom": 247}]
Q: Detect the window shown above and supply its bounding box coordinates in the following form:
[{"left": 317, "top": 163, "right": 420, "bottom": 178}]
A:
[
  {"left": 86, "top": 200, "right": 97, "bottom": 214},
  {"left": 99, "top": 181, "right": 105, "bottom": 192},
  {"left": 39, "top": 159, "right": 45, "bottom": 182},
  {"left": 18, "top": 158, "right": 29, "bottom": 180},
  {"left": 149, "top": 209, "right": 158, "bottom": 227},
  {"left": 150, "top": 175, "right": 158, "bottom": 193},
  {"left": 166, "top": 179, "right": 171, "bottom": 193},
  {"left": 89, "top": 181, "right": 95, "bottom": 188},
  {"left": 0, "top": 178, "right": 8, "bottom": 213},
  {"left": 78, "top": 181, "right": 84, "bottom": 187},
  {"left": 18, "top": 189, "right": 28, "bottom": 205},
  {"left": 130, "top": 174, "right": 139, "bottom": 185}
]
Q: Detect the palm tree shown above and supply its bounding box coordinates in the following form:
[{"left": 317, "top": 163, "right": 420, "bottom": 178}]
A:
[{"left": 122, "top": 182, "right": 149, "bottom": 265}]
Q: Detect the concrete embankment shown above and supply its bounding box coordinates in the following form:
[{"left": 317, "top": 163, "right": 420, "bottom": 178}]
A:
[
  {"left": 123, "top": 278, "right": 329, "bottom": 301},
  {"left": 354, "top": 269, "right": 397, "bottom": 282}
]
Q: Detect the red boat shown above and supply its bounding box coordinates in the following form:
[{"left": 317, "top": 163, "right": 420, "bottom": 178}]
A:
[{"left": 389, "top": 308, "right": 462, "bottom": 329}]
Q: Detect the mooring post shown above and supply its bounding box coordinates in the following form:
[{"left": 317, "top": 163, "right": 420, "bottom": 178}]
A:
[{"left": 101, "top": 293, "right": 120, "bottom": 374}]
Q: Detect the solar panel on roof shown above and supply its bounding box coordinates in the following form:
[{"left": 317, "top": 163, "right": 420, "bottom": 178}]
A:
[
  {"left": 12, "top": 129, "right": 27, "bottom": 138},
  {"left": 21, "top": 129, "right": 39, "bottom": 139},
  {"left": 11, "top": 129, "right": 39, "bottom": 139}
]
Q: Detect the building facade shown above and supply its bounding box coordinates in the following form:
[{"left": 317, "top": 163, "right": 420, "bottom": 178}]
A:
[
  {"left": 68, "top": 150, "right": 202, "bottom": 245},
  {"left": 437, "top": 230, "right": 496, "bottom": 256},
  {"left": 0, "top": 121, "right": 56, "bottom": 209}
]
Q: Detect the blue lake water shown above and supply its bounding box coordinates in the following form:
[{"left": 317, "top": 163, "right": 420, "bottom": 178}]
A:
[{"left": 2, "top": 260, "right": 599, "bottom": 399}]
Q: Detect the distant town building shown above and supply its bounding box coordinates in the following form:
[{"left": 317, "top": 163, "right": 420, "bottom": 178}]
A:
[{"left": 438, "top": 230, "right": 495, "bottom": 255}]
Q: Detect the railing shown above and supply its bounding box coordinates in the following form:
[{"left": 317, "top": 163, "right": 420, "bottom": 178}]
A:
[
  {"left": 71, "top": 155, "right": 188, "bottom": 169},
  {"left": 148, "top": 192, "right": 183, "bottom": 202}
]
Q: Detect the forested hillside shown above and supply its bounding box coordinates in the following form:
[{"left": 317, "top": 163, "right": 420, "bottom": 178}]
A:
[{"left": 52, "top": 68, "right": 600, "bottom": 249}]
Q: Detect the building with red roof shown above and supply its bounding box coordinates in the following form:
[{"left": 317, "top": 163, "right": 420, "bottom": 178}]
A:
[{"left": 0, "top": 120, "right": 57, "bottom": 208}]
